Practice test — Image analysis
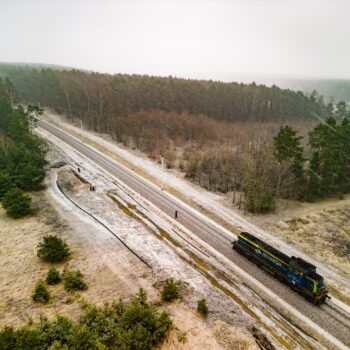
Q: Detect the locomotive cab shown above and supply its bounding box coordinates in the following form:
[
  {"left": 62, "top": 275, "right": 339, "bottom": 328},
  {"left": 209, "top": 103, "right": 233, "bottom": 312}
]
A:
[{"left": 288, "top": 256, "right": 328, "bottom": 304}]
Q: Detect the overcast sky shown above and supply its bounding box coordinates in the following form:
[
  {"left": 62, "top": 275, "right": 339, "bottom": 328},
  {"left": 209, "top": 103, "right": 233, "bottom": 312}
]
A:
[{"left": 0, "top": 0, "right": 349, "bottom": 81}]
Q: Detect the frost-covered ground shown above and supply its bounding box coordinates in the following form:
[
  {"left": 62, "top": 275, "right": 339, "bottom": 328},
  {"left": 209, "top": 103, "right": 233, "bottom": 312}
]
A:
[
  {"left": 35, "top": 125, "right": 347, "bottom": 349},
  {"left": 42, "top": 111, "right": 350, "bottom": 307}
]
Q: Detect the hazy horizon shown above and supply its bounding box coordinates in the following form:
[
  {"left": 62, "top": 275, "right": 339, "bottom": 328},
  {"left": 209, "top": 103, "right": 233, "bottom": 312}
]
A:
[
  {"left": 4, "top": 61, "right": 350, "bottom": 91},
  {"left": 1, "top": 0, "right": 350, "bottom": 82}
]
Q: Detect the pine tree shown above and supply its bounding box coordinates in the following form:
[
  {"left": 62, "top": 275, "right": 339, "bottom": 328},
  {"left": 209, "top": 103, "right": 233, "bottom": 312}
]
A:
[
  {"left": 1, "top": 187, "right": 31, "bottom": 218},
  {"left": 335, "top": 101, "right": 347, "bottom": 119},
  {"left": 273, "top": 126, "right": 305, "bottom": 198},
  {"left": 339, "top": 118, "right": 350, "bottom": 192},
  {"left": 306, "top": 117, "right": 350, "bottom": 199}
]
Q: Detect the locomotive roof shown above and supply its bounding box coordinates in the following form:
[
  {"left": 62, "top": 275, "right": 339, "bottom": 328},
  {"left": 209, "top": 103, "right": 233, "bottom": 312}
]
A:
[
  {"left": 306, "top": 271, "right": 324, "bottom": 282},
  {"left": 289, "top": 256, "right": 316, "bottom": 274},
  {"left": 239, "top": 232, "right": 290, "bottom": 264}
]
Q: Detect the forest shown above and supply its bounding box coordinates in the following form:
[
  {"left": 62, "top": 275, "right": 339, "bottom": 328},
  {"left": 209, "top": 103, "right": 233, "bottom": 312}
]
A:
[
  {"left": 0, "top": 64, "right": 349, "bottom": 213},
  {"left": 0, "top": 63, "right": 330, "bottom": 129},
  {"left": 0, "top": 77, "right": 46, "bottom": 217}
]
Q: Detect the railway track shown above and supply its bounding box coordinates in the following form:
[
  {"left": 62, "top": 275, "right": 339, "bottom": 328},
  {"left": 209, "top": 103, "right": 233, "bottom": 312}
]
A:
[
  {"left": 38, "top": 119, "right": 350, "bottom": 349},
  {"left": 322, "top": 302, "right": 350, "bottom": 332}
]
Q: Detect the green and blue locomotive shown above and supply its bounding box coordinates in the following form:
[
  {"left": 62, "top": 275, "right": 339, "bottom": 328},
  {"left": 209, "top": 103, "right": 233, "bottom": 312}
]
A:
[{"left": 233, "top": 232, "right": 329, "bottom": 304}]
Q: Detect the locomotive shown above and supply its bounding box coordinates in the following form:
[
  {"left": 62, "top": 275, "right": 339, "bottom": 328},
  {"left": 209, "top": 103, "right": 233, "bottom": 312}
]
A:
[{"left": 233, "top": 232, "right": 329, "bottom": 304}]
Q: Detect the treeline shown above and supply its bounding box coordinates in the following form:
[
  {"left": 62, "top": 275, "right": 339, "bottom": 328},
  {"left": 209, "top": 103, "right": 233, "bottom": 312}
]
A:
[
  {"left": 1, "top": 64, "right": 349, "bottom": 213},
  {"left": 249, "top": 115, "right": 350, "bottom": 211},
  {"left": 0, "top": 77, "right": 46, "bottom": 217},
  {"left": 0, "top": 64, "right": 330, "bottom": 133},
  {"left": 183, "top": 114, "right": 350, "bottom": 212},
  {"left": 108, "top": 107, "right": 350, "bottom": 212}
]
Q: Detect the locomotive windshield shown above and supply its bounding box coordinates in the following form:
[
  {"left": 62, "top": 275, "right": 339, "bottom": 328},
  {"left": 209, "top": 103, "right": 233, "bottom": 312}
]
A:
[{"left": 317, "top": 278, "right": 325, "bottom": 290}]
